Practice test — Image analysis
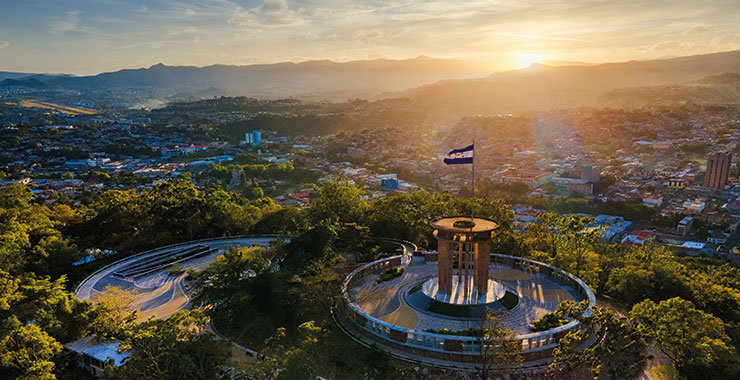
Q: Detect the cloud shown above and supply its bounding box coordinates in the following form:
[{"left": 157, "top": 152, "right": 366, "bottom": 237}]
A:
[
  {"left": 353, "top": 29, "right": 383, "bottom": 43},
  {"left": 193, "top": 35, "right": 201, "bottom": 44},
  {"left": 651, "top": 41, "right": 689, "bottom": 51},
  {"left": 389, "top": 28, "right": 409, "bottom": 39},
  {"left": 0, "top": 41, "right": 8, "bottom": 49},
  {"left": 228, "top": 0, "right": 303, "bottom": 27},
  {"left": 49, "top": 10, "right": 98, "bottom": 35},
  {"left": 501, "top": 33, "right": 588, "bottom": 42},
  {"left": 718, "top": 34, "right": 740, "bottom": 45},
  {"left": 186, "top": 8, "right": 196, "bottom": 16},
  {"left": 184, "top": 26, "right": 197, "bottom": 33},
  {"left": 686, "top": 24, "right": 714, "bottom": 34}
]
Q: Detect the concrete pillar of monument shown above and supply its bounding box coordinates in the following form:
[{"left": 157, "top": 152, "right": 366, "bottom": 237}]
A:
[
  {"left": 475, "top": 239, "right": 490, "bottom": 294},
  {"left": 438, "top": 240, "right": 450, "bottom": 294}
]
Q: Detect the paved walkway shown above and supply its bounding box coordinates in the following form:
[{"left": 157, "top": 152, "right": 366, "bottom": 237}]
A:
[{"left": 350, "top": 256, "right": 584, "bottom": 334}]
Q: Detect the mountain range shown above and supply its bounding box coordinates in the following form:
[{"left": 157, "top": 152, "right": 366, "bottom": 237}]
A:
[
  {"left": 387, "top": 49, "right": 740, "bottom": 118},
  {"left": 1, "top": 56, "right": 489, "bottom": 101},
  {"left": 3, "top": 50, "right": 740, "bottom": 113}
]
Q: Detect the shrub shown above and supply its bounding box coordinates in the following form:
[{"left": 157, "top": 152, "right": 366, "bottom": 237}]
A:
[
  {"left": 531, "top": 309, "right": 567, "bottom": 332},
  {"left": 376, "top": 267, "right": 404, "bottom": 283}
]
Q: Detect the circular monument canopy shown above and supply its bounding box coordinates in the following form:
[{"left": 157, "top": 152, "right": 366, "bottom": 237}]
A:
[{"left": 431, "top": 217, "right": 498, "bottom": 241}]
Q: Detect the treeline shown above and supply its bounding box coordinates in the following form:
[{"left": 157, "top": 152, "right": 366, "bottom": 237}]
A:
[
  {"left": 207, "top": 162, "right": 320, "bottom": 184},
  {"left": 218, "top": 109, "right": 426, "bottom": 142}
]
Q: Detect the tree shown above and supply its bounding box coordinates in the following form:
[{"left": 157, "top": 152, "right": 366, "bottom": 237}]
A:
[
  {"left": 248, "top": 321, "right": 326, "bottom": 380},
  {"left": 550, "top": 302, "right": 646, "bottom": 380},
  {"left": 475, "top": 309, "right": 521, "bottom": 377},
  {"left": 631, "top": 297, "right": 740, "bottom": 379},
  {"left": 0, "top": 269, "right": 95, "bottom": 380},
  {"left": 334, "top": 222, "right": 372, "bottom": 254},
  {"left": 534, "top": 214, "right": 602, "bottom": 290},
  {"left": 0, "top": 323, "right": 63, "bottom": 380},
  {"left": 250, "top": 207, "right": 308, "bottom": 235},
  {"left": 188, "top": 245, "right": 272, "bottom": 326},
  {"left": 308, "top": 178, "right": 369, "bottom": 226},
  {"left": 90, "top": 286, "right": 137, "bottom": 339},
  {"left": 279, "top": 223, "right": 338, "bottom": 273},
  {"left": 106, "top": 309, "right": 227, "bottom": 380}
]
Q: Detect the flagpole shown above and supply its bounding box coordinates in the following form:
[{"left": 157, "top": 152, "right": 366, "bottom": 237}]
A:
[{"left": 471, "top": 140, "right": 475, "bottom": 222}]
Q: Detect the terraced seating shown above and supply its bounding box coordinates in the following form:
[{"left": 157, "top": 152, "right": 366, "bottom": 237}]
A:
[
  {"left": 115, "top": 245, "right": 206, "bottom": 275},
  {"left": 113, "top": 245, "right": 216, "bottom": 279}
]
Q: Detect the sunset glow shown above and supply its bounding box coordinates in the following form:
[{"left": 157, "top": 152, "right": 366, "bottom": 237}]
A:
[
  {"left": 515, "top": 54, "right": 544, "bottom": 69},
  {"left": 2, "top": 1, "right": 740, "bottom": 74}
]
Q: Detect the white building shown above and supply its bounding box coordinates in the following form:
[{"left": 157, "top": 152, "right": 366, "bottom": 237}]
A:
[
  {"left": 682, "top": 199, "right": 706, "bottom": 214},
  {"left": 64, "top": 335, "right": 131, "bottom": 377}
]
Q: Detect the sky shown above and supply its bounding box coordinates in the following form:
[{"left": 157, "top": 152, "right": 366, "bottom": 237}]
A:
[{"left": 2, "top": 0, "right": 740, "bottom": 75}]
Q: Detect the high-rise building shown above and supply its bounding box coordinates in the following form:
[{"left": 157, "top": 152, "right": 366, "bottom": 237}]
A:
[
  {"left": 580, "top": 163, "right": 600, "bottom": 183},
  {"left": 244, "top": 130, "right": 261, "bottom": 147},
  {"left": 704, "top": 152, "right": 732, "bottom": 189}
]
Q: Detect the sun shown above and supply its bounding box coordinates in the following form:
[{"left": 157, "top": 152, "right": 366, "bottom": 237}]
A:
[{"left": 515, "top": 53, "right": 544, "bottom": 69}]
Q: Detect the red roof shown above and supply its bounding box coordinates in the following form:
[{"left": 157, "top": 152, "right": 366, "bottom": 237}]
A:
[
  {"left": 631, "top": 230, "right": 652, "bottom": 238},
  {"left": 289, "top": 192, "right": 311, "bottom": 199}
]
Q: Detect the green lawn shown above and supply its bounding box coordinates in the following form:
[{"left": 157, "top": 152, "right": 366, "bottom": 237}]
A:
[
  {"left": 498, "top": 291, "right": 519, "bottom": 310},
  {"left": 428, "top": 301, "right": 471, "bottom": 317},
  {"left": 376, "top": 267, "right": 403, "bottom": 283},
  {"left": 408, "top": 283, "right": 423, "bottom": 295}
]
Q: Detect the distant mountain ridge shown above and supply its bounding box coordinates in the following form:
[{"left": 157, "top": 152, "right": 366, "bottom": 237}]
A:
[
  {"left": 0, "top": 77, "right": 53, "bottom": 90},
  {"left": 0, "top": 72, "right": 73, "bottom": 81},
  {"left": 21, "top": 56, "right": 489, "bottom": 100},
  {"left": 4, "top": 50, "right": 740, "bottom": 111},
  {"left": 387, "top": 49, "right": 740, "bottom": 118}
]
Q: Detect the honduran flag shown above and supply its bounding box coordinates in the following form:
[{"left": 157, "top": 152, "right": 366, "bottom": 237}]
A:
[{"left": 443, "top": 144, "right": 474, "bottom": 165}]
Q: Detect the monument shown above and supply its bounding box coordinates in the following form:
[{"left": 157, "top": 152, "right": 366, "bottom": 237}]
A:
[{"left": 424, "top": 216, "right": 503, "bottom": 305}]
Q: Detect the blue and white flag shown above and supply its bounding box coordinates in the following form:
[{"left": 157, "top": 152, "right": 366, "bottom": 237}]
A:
[{"left": 443, "top": 144, "right": 474, "bottom": 165}]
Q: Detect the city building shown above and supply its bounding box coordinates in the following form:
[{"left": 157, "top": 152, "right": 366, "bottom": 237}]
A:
[
  {"left": 622, "top": 230, "right": 653, "bottom": 246},
  {"left": 581, "top": 163, "right": 600, "bottom": 183},
  {"left": 491, "top": 167, "right": 554, "bottom": 187},
  {"left": 551, "top": 177, "right": 594, "bottom": 195},
  {"left": 86, "top": 157, "right": 111, "bottom": 167},
  {"left": 231, "top": 169, "right": 247, "bottom": 184},
  {"left": 668, "top": 178, "right": 687, "bottom": 189},
  {"left": 593, "top": 214, "right": 633, "bottom": 243},
  {"left": 678, "top": 241, "right": 707, "bottom": 255},
  {"left": 64, "top": 335, "right": 131, "bottom": 377},
  {"left": 380, "top": 178, "right": 399, "bottom": 190},
  {"left": 244, "top": 130, "right": 262, "bottom": 147},
  {"left": 682, "top": 199, "right": 706, "bottom": 214},
  {"left": 161, "top": 145, "right": 207, "bottom": 157},
  {"left": 677, "top": 216, "right": 693, "bottom": 237},
  {"left": 704, "top": 152, "right": 732, "bottom": 189},
  {"left": 708, "top": 230, "right": 729, "bottom": 245},
  {"left": 642, "top": 195, "right": 663, "bottom": 208}
]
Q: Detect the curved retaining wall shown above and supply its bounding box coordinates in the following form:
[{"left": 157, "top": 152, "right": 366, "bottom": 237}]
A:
[{"left": 337, "top": 253, "right": 596, "bottom": 366}]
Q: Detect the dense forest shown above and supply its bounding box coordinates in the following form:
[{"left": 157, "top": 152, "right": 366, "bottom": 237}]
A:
[{"left": 1, "top": 179, "right": 740, "bottom": 379}]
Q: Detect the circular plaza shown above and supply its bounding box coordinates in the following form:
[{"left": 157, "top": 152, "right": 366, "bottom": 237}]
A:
[
  {"left": 335, "top": 217, "right": 596, "bottom": 369},
  {"left": 75, "top": 236, "right": 285, "bottom": 321}
]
